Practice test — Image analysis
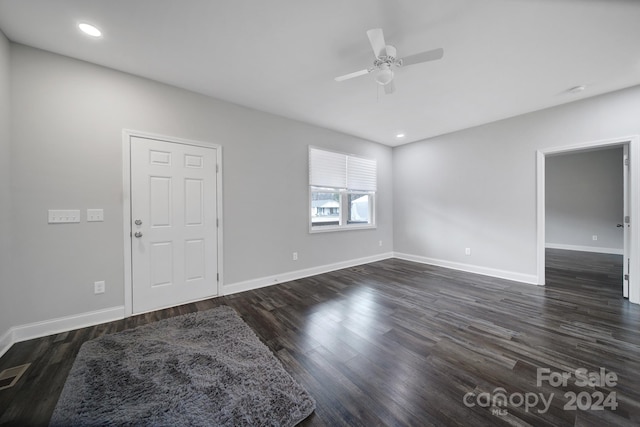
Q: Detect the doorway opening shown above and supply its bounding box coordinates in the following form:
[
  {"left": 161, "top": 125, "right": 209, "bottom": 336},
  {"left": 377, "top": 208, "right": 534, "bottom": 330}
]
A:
[
  {"left": 536, "top": 136, "right": 640, "bottom": 304},
  {"left": 545, "top": 147, "right": 624, "bottom": 295}
]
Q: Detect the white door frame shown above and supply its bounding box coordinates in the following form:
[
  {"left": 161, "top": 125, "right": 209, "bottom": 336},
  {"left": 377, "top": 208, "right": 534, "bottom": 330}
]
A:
[
  {"left": 122, "top": 129, "right": 223, "bottom": 317},
  {"left": 536, "top": 135, "right": 640, "bottom": 304},
  {"left": 623, "top": 144, "right": 630, "bottom": 298}
]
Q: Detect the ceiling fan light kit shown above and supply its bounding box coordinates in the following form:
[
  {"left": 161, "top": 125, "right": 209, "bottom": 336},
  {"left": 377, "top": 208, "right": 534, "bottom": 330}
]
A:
[
  {"left": 375, "top": 64, "right": 394, "bottom": 85},
  {"left": 335, "top": 28, "right": 444, "bottom": 94}
]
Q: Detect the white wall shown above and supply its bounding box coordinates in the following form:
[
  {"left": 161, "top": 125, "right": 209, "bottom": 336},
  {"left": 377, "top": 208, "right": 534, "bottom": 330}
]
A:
[
  {"left": 546, "top": 148, "right": 623, "bottom": 254},
  {"left": 394, "top": 85, "right": 640, "bottom": 281},
  {"left": 7, "top": 44, "right": 392, "bottom": 329},
  {"left": 0, "top": 30, "right": 11, "bottom": 341}
]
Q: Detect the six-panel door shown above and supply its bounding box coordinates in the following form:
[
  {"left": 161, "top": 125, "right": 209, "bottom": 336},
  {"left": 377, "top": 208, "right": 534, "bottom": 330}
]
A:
[{"left": 130, "top": 136, "right": 218, "bottom": 314}]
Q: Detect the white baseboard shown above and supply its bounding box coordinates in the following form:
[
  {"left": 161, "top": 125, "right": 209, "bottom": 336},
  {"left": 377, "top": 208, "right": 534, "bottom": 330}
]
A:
[
  {"left": 223, "top": 252, "right": 394, "bottom": 296},
  {"left": 0, "top": 306, "right": 125, "bottom": 359},
  {"left": 545, "top": 243, "right": 623, "bottom": 255},
  {"left": 0, "top": 328, "right": 13, "bottom": 359},
  {"left": 393, "top": 252, "right": 539, "bottom": 285},
  {"left": 1, "top": 255, "right": 396, "bottom": 357},
  {"left": 3, "top": 250, "right": 535, "bottom": 358}
]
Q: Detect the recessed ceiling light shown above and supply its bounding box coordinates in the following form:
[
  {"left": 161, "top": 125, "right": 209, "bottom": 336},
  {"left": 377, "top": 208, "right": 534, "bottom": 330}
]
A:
[
  {"left": 396, "top": 133, "right": 406, "bottom": 139},
  {"left": 78, "top": 23, "right": 102, "bottom": 38}
]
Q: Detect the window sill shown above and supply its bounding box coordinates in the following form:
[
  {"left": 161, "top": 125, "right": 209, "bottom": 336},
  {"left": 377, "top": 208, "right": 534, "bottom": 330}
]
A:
[{"left": 309, "top": 224, "right": 377, "bottom": 233}]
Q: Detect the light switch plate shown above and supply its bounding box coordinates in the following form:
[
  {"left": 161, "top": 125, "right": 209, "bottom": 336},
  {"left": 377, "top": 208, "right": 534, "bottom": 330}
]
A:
[
  {"left": 48, "top": 210, "right": 80, "bottom": 224},
  {"left": 87, "top": 209, "right": 104, "bottom": 222}
]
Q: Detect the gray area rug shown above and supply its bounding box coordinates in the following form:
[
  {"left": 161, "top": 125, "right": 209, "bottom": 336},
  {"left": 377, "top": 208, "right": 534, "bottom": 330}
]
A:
[{"left": 50, "top": 306, "right": 315, "bottom": 426}]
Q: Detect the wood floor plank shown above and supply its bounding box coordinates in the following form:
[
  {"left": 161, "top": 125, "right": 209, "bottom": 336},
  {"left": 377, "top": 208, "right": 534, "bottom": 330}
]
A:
[{"left": 1, "top": 249, "right": 640, "bottom": 426}]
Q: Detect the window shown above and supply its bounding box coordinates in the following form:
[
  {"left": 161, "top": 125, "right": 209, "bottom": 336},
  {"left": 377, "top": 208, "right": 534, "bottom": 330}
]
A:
[{"left": 309, "top": 147, "right": 376, "bottom": 231}]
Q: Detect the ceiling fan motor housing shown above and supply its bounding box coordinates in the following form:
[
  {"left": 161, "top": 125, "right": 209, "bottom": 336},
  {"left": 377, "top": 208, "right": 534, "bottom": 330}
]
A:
[
  {"left": 383, "top": 45, "right": 397, "bottom": 60},
  {"left": 374, "top": 45, "right": 397, "bottom": 85}
]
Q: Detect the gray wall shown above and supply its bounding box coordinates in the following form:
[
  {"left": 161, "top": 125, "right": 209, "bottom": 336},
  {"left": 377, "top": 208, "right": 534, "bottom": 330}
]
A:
[
  {"left": 0, "top": 31, "right": 11, "bottom": 338},
  {"left": 546, "top": 148, "right": 623, "bottom": 253},
  {"left": 7, "top": 44, "right": 392, "bottom": 327},
  {"left": 6, "top": 39, "right": 640, "bottom": 337},
  {"left": 394, "top": 85, "right": 640, "bottom": 278}
]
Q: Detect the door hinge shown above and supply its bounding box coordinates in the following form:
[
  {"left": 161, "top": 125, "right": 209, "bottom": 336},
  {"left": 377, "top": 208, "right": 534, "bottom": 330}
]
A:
[
  {"left": 216, "top": 163, "right": 219, "bottom": 173},
  {"left": 216, "top": 218, "right": 219, "bottom": 227},
  {"left": 625, "top": 158, "right": 630, "bottom": 166},
  {"left": 625, "top": 274, "right": 629, "bottom": 281},
  {"left": 625, "top": 216, "right": 630, "bottom": 224},
  {"left": 217, "top": 273, "right": 219, "bottom": 282}
]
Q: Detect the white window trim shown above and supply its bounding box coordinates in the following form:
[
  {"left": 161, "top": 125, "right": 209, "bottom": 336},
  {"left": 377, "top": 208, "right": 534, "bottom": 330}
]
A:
[
  {"left": 309, "top": 147, "right": 377, "bottom": 233},
  {"left": 309, "top": 188, "right": 377, "bottom": 233}
]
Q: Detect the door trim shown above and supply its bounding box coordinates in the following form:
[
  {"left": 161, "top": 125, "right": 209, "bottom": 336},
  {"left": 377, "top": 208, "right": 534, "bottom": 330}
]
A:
[
  {"left": 122, "top": 129, "right": 223, "bottom": 317},
  {"left": 536, "top": 135, "right": 639, "bottom": 304}
]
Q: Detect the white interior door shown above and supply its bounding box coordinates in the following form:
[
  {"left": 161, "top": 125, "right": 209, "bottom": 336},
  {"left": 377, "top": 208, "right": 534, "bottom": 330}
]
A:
[
  {"left": 623, "top": 144, "right": 630, "bottom": 298},
  {"left": 130, "top": 136, "right": 218, "bottom": 314}
]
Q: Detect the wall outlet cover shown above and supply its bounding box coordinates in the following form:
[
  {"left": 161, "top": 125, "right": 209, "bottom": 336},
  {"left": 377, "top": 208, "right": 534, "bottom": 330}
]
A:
[{"left": 94, "top": 281, "right": 105, "bottom": 294}]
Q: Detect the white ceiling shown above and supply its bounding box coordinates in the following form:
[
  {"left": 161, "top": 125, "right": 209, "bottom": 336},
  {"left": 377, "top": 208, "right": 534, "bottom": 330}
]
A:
[{"left": 0, "top": 0, "right": 639, "bottom": 146}]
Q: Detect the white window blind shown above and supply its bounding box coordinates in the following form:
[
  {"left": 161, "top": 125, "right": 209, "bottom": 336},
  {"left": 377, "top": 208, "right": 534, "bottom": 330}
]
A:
[
  {"left": 309, "top": 148, "right": 347, "bottom": 189},
  {"left": 347, "top": 156, "right": 377, "bottom": 191},
  {"left": 309, "top": 147, "right": 377, "bottom": 191}
]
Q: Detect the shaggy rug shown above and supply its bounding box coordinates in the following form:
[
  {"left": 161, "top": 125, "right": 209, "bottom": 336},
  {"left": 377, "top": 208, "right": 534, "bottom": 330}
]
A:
[{"left": 50, "top": 306, "right": 315, "bottom": 426}]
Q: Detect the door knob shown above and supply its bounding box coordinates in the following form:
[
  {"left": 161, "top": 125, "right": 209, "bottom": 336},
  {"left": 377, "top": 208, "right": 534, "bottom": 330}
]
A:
[
  {"left": 135, "top": 219, "right": 142, "bottom": 225},
  {"left": 617, "top": 224, "right": 624, "bottom": 228},
  {"left": 134, "top": 231, "right": 143, "bottom": 238}
]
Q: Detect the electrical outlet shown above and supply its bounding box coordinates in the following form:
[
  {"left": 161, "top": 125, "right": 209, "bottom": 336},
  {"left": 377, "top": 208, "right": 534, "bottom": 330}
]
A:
[
  {"left": 465, "top": 248, "right": 471, "bottom": 256},
  {"left": 292, "top": 252, "right": 298, "bottom": 261},
  {"left": 592, "top": 235, "right": 598, "bottom": 241},
  {"left": 94, "top": 281, "right": 105, "bottom": 294}
]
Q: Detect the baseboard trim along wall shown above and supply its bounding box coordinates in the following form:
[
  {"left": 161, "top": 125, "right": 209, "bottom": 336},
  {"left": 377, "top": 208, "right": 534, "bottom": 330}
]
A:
[
  {"left": 545, "top": 243, "right": 623, "bottom": 255},
  {"left": 0, "top": 329, "right": 13, "bottom": 360},
  {"left": 0, "top": 253, "right": 395, "bottom": 358},
  {"left": 223, "top": 252, "right": 395, "bottom": 296},
  {"left": 2, "top": 250, "right": 542, "bottom": 358},
  {"left": 0, "top": 306, "right": 125, "bottom": 359},
  {"left": 393, "top": 252, "right": 539, "bottom": 285}
]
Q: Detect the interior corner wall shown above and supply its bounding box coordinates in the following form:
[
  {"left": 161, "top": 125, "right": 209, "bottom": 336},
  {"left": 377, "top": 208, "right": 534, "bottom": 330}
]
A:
[
  {"left": 0, "top": 30, "right": 12, "bottom": 341},
  {"left": 546, "top": 148, "right": 623, "bottom": 254},
  {"left": 8, "top": 43, "right": 393, "bottom": 329},
  {"left": 393, "top": 85, "right": 640, "bottom": 280}
]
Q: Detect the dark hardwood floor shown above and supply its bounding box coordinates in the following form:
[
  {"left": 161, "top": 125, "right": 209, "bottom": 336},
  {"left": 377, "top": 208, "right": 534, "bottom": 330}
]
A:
[{"left": 1, "top": 249, "right": 639, "bottom": 426}]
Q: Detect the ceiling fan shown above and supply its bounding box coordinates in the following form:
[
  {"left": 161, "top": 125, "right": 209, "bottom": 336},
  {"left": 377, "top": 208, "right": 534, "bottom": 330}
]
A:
[{"left": 335, "top": 28, "right": 444, "bottom": 94}]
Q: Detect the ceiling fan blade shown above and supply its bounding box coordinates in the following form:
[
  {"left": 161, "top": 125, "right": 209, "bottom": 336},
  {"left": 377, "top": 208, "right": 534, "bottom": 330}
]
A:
[
  {"left": 401, "top": 48, "right": 444, "bottom": 67},
  {"left": 384, "top": 80, "right": 395, "bottom": 95},
  {"left": 335, "top": 68, "right": 372, "bottom": 82},
  {"left": 366, "top": 28, "right": 387, "bottom": 58}
]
